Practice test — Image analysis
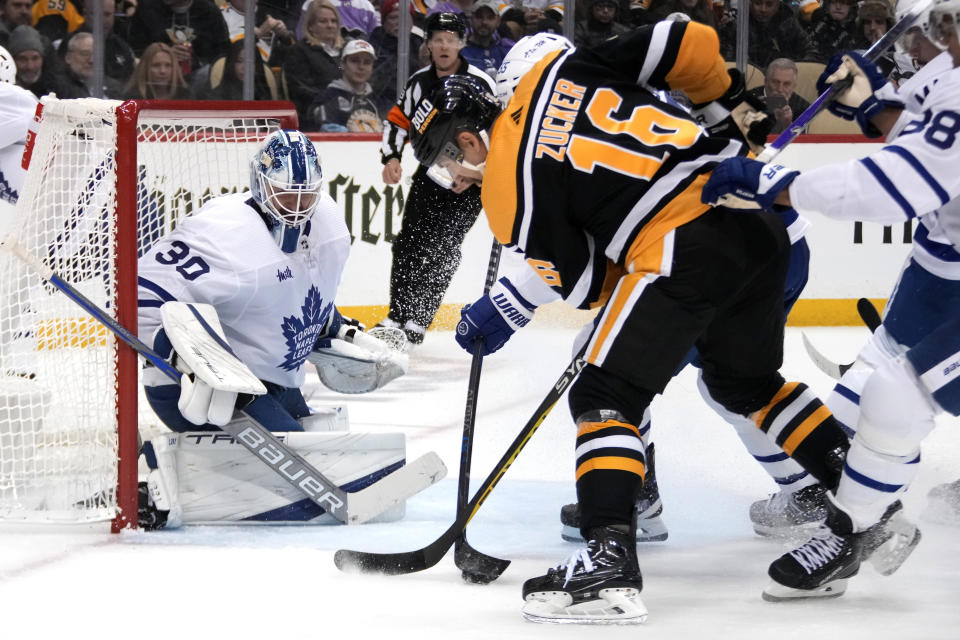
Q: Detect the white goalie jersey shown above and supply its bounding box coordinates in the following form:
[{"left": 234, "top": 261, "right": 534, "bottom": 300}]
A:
[{"left": 138, "top": 191, "right": 351, "bottom": 388}]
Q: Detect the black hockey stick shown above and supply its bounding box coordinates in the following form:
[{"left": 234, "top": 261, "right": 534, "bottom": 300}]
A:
[
  {"left": 334, "top": 347, "right": 587, "bottom": 576},
  {"left": 454, "top": 239, "right": 511, "bottom": 584},
  {"left": 801, "top": 298, "right": 882, "bottom": 379},
  {"left": 1, "top": 235, "right": 445, "bottom": 525}
]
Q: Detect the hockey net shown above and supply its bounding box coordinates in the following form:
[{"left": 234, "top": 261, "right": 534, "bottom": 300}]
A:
[{"left": 0, "top": 99, "right": 297, "bottom": 530}]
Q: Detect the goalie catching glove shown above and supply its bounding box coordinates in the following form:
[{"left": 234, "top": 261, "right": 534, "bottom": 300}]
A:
[
  {"left": 690, "top": 68, "right": 774, "bottom": 154},
  {"left": 308, "top": 313, "right": 409, "bottom": 394},
  {"left": 817, "top": 51, "right": 902, "bottom": 138},
  {"left": 456, "top": 277, "right": 536, "bottom": 356}
]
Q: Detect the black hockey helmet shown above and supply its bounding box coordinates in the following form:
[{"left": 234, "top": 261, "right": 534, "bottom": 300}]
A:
[
  {"left": 425, "top": 11, "right": 467, "bottom": 40},
  {"left": 409, "top": 74, "right": 501, "bottom": 166}
]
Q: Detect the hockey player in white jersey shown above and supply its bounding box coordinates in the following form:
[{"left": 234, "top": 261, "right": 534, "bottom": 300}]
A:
[
  {"left": 0, "top": 45, "right": 40, "bottom": 378},
  {"left": 0, "top": 44, "right": 37, "bottom": 215},
  {"left": 136, "top": 129, "right": 407, "bottom": 527},
  {"left": 701, "top": 0, "right": 960, "bottom": 600}
]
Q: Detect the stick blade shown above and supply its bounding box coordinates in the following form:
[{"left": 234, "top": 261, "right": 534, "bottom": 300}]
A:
[
  {"left": 801, "top": 331, "right": 846, "bottom": 380},
  {"left": 346, "top": 451, "right": 447, "bottom": 524},
  {"left": 454, "top": 538, "right": 511, "bottom": 584},
  {"left": 334, "top": 548, "right": 431, "bottom": 576}
]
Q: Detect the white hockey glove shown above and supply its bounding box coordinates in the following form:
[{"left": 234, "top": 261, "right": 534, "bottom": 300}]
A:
[
  {"left": 158, "top": 302, "right": 267, "bottom": 427},
  {"left": 308, "top": 316, "right": 409, "bottom": 394}
]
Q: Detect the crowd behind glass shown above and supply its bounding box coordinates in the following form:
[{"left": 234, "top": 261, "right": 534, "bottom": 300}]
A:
[{"left": 0, "top": 0, "right": 915, "bottom": 132}]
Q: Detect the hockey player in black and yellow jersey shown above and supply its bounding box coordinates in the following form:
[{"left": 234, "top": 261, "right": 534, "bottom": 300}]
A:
[{"left": 410, "top": 23, "right": 852, "bottom": 624}]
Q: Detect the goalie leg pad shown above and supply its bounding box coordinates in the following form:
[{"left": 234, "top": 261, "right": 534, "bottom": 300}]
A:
[{"left": 168, "top": 430, "right": 411, "bottom": 524}]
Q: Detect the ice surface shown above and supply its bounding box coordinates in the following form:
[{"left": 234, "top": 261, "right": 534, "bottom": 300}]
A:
[{"left": 1, "top": 326, "right": 957, "bottom": 639}]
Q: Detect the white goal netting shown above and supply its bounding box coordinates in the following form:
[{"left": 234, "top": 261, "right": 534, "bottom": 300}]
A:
[{"left": 0, "top": 98, "right": 291, "bottom": 525}]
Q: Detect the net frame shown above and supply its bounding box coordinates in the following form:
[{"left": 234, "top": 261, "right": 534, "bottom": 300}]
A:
[{"left": 0, "top": 99, "right": 297, "bottom": 531}]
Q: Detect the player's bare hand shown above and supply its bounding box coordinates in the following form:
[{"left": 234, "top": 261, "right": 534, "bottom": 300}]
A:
[
  {"left": 172, "top": 42, "right": 192, "bottom": 61},
  {"left": 382, "top": 158, "right": 402, "bottom": 184}
]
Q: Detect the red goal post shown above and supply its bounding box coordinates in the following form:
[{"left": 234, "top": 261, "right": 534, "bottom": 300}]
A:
[{"left": 0, "top": 99, "right": 297, "bottom": 531}]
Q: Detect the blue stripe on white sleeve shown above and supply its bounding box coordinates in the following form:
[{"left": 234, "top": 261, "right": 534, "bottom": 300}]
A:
[
  {"left": 882, "top": 146, "right": 950, "bottom": 207},
  {"left": 138, "top": 276, "right": 177, "bottom": 304},
  {"left": 860, "top": 157, "right": 917, "bottom": 219}
]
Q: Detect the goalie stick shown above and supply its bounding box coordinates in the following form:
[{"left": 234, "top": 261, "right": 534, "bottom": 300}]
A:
[
  {"left": 802, "top": 298, "right": 882, "bottom": 379},
  {"left": 454, "top": 239, "right": 511, "bottom": 585},
  {"left": 756, "top": 0, "right": 933, "bottom": 162},
  {"left": 334, "top": 347, "right": 587, "bottom": 576},
  {"left": 1, "top": 235, "right": 446, "bottom": 526}
]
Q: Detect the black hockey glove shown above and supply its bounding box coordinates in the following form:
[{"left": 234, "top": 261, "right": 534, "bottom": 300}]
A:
[{"left": 691, "top": 68, "right": 773, "bottom": 153}]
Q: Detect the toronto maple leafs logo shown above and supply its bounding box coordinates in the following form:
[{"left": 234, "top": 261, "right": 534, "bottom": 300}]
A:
[{"left": 279, "top": 285, "right": 332, "bottom": 371}]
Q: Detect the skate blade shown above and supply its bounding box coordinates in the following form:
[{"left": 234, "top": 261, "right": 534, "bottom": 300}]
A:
[
  {"left": 761, "top": 579, "right": 848, "bottom": 602},
  {"left": 522, "top": 588, "right": 648, "bottom": 625},
  {"left": 560, "top": 517, "right": 668, "bottom": 543},
  {"left": 868, "top": 522, "right": 921, "bottom": 577}
]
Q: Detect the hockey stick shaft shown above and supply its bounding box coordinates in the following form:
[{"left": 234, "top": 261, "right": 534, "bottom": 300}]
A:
[
  {"left": 757, "top": 0, "right": 933, "bottom": 163},
  {"left": 458, "top": 240, "right": 502, "bottom": 512},
  {"left": 454, "top": 239, "right": 510, "bottom": 581},
  {"left": 334, "top": 347, "right": 587, "bottom": 575},
  {"left": 1, "top": 235, "right": 435, "bottom": 525}
]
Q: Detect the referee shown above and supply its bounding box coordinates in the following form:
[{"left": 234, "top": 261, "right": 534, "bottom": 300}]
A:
[{"left": 378, "top": 11, "right": 495, "bottom": 345}]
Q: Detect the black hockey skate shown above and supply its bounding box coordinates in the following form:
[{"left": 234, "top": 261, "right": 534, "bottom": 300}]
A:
[
  {"left": 522, "top": 526, "right": 648, "bottom": 624},
  {"left": 137, "top": 481, "right": 169, "bottom": 531},
  {"left": 763, "top": 496, "right": 861, "bottom": 601},
  {"left": 750, "top": 483, "right": 827, "bottom": 538},
  {"left": 560, "top": 443, "right": 667, "bottom": 543}
]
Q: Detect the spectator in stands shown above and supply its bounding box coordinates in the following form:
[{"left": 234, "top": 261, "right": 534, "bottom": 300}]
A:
[
  {"left": 0, "top": 0, "right": 32, "bottom": 47},
  {"left": 124, "top": 41, "right": 192, "bottom": 99},
  {"left": 369, "top": 0, "right": 425, "bottom": 106},
  {"left": 332, "top": 0, "right": 382, "bottom": 38},
  {"left": 502, "top": 0, "right": 563, "bottom": 41},
  {"left": 203, "top": 38, "right": 278, "bottom": 100},
  {"left": 461, "top": 0, "right": 513, "bottom": 78},
  {"left": 575, "top": 0, "right": 631, "bottom": 48},
  {"left": 66, "top": 0, "right": 137, "bottom": 86},
  {"left": 308, "top": 38, "right": 387, "bottom": 131},
  {"left": 31, "top": 0, "right": 84, "bottom": 43},
  {"left": 721, "top": 0, "right": 816, "bottom": 69},
  {"left": 646, "top": 0, "right": 716, "bottom": 27},
  {"left": 127, "top": 0, "right": 231, "bottom": 82},
  {"left": 221, "top": 0, "right": 294, "bottom": 65},
  {"left": 57, "top": 31, "right": 125, "bottom": 98},
  {"left": 748, "top": 57, "right": 810, "bottom": 135},
  {"left": 283, "top": 0, "right": 343, "bottom": 122},
  {"left": 806, "top": 0, "right": 856, "bottom": 64},
  {"left": 854, "top": 0, "right": 896, "bottom": 76},
  {"left": 258, "top": 0, "right": 302, "bottom": 31},
  {"left": 8, "top": 25, "right": 62, "bottom": 98}
]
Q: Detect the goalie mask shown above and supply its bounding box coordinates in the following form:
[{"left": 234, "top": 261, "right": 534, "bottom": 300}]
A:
[
  {"left": 250, "top": 130, "right": 323, "bottom": 253},
  {"left": 409, "top": 75, "right": 501, "bottom": 187}
]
